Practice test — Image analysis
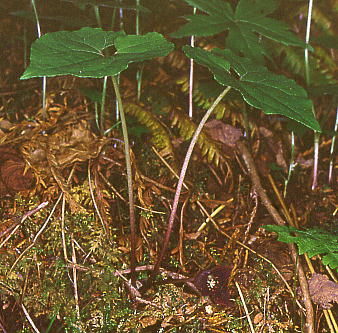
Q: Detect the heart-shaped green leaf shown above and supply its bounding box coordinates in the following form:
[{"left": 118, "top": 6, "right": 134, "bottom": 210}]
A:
[
  {"left": 115, "top": 32, "right": 174, "bottom": 62},
  {"left": 183, "top": 46, "right": 321, "bottom": 131},
  {"left": 21, "top": 28, "right": 173, "bottom": 79}
]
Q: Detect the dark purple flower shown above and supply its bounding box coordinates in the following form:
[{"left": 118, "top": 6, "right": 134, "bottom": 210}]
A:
[{"left": 193, "top": 265, "right": 232, "bottom": 306}]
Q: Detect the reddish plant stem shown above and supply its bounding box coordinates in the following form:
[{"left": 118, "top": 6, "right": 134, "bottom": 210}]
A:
[{"left": 148, "top": 87, "right": 231, "bottom": 283}]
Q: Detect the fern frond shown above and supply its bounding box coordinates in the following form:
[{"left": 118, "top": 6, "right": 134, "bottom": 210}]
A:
[
  {"left": 176, "top": 75, "right": 229, "bottom": 119},
  {"left": 307, "top": 6, "right": 334, "bottom": 33},
  {"left": 124, "top": 103, "right": 174, "bottom": 157},
  {"left": 271, "top": 45, "right": 336, "bottom": 86},
  {"left": 171, "top": 111, "right": 225, "bottom": 166},
  {"left": 161, "top": 50, "right": 188, "bottom": 70},
  {"left": 273, "top": 45, "right": 305, "bottom": 76},
  {"left": 176, "top": 75, "right": 245, "bottom": 122}
]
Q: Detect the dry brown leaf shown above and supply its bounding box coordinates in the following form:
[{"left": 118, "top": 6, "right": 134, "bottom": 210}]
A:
[
  {"left": 308, "top": 273, "right": 338, "bottom": 309},
  {"left": 204, "top": 120, "right": 243, "bottom": 148},
  {"left": 0, "top": 146, "right": 34, "bottom": 196}
]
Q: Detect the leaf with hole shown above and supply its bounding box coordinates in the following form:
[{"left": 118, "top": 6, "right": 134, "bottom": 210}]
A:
[
  {"left": 21, "top": 28, "right": 174, "bottom": 79},
  {"left": 115, "top": 32, "right": 174, "bottom": 62}
]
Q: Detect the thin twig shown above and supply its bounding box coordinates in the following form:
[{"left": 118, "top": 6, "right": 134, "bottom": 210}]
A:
[
  {"left": 268, "top": 174, "right": 295, "bottom": 227},
  {"left": 236, "top": 140, "right": 314, "bottom": 333},
  {"left": 323, "top": 310, "right": 335, "bottom": 333},
  {"left": 0, "top": 321, "right": 8, "bottom": 333},
  {"left": 151, "top": 146, "right": 189, "bottom": 190},
  {"left": 140, "top": 174, "right": 177, "bottom": 193},
  {"left": 99, "top": 170, "right": 166, "bottom": 215},
  {"left": 328, "top": 311, "right": 338, "bottom": 333},
  {"left": 197, "top": 204, "right": 226, "bottom": 232}
]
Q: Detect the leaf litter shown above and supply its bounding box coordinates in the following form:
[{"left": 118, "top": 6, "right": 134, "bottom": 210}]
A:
[{"left": 0, "top": 3, "right": 337, "bottom": 331}]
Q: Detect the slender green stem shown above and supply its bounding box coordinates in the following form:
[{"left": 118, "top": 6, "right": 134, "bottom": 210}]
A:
[
  {"left": 110, "top": 8, "right": 117, "bottom": 31},
  {"left": 136, "top": 0, "right": 140, "bottom": 35},
  {"left": 304, "top": 0, "right": 313, "bottom": 87},
  {"left": 115, "top": 75, "right": 120, "bottom": 121},
  {"left": 311, "top": 131, "right": 320, "bottom": 190},
  {"left": 119, "top": 3, "right": 124, "bottom": 30},
  {"left": 30, "top": 0, "right": 41, "bottom": 37},
  {"left": 136, "top": 0, "right": 142, "bottom": 100},
  {"left": 42, "top": 77, "right": 46, "bottom": 115},
  {"left": 31, "top": 0, "right": 47, "bottom": 119},
  {"left": 23, "top": 22, "right": 27, "bottom": 69},
  {"left": 93, "top": 5, "right": 102, "bottom": 28},
  {"left": 188, "top": 7, "right": 196, "bottom": 118},
  {"left": 284, "top": 131, "right": 295, "bottom": 197},
  {"left": 95, "top": 102, "right": 99, "bottom": 131},
  {"left": 328, "top": 108, "right": 337, "bottom": 184},
  {"left": 45, "top": 314, "right": 56, "bottom": 333},
  {"left": 94, "top": 3, "right": 105, "bottom": 134},
  {"left": 111, "top": 76, "right": 137, "bottom": 287},
  {"left": 151, "top": 86, "right": 231, "bottom": 279},
  {"left": 100, "top": 76, "right": 108, "bottom": 134},
  {"left": 304, "top": 0, "right": 320, "bottom": 190},
  {"left": 136, "top": 65, "right": 144, "bottom": 101}
]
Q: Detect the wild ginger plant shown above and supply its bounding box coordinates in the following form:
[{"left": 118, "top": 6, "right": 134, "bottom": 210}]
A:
[
  {"left": 18, "top": 1, "right": 337, "bottom": 331},
  {"left": 21, "top": 27, "right": 174, "bottom": 286},
  {"left": 151, "top": 0, "right": 321, "bottom": 278},
  {"left": 21, "top": 0, "right": 322, "bottom": 285}
]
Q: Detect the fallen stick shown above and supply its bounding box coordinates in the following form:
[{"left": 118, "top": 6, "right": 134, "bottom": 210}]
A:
[{"left": 236, "top": 140, "right": 314, "bottom": 333}]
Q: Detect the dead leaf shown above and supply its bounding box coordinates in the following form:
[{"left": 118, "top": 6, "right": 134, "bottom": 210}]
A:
[
  {"left": 308, "top": 273, "right": 338, "bottom": 309},
  {"left": 0, "top": 146, "right": 34, "bottom": 196},
  {"left": 205, "top": 120, "right": 243, "bottom": 148},
  {"left": 140, "top": 316, "right": 158, "bottom": 328}
]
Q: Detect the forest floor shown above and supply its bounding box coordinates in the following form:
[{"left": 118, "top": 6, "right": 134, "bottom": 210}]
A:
[{"left": 0, "top": 1, "right": 337, "bottom": 332}]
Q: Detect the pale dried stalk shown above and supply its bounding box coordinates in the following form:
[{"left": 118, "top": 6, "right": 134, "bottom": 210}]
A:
[
  {"left": 8, "top": 194, "right": 62, "bottom": 275},
  {"left": 61, "top": 194, "right": 68, "bottom": 262},
  {"left": 235, "top": 281, "right": 255, "bottom": 333},
  {"left": 236, "top": 141, "right": 314, "bottom": 333},
  {"left": 269, "top": 173, "right": 337, "bottom": 332},
  {"left": 0, "top": 201, "right": 49, "bottom": 249},
  {"left": 71, "top": 234, "right": 80, "bottom": 320},
  {"left": 196, "top": 200, "right": 305, "bottom": 312},
  {"left": 88, "top": 161, "right": 107, "bottom": 234},
  {"left": 22, "top": 303, "right": 40, "bottom": 333}
]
